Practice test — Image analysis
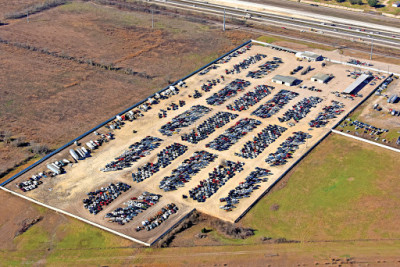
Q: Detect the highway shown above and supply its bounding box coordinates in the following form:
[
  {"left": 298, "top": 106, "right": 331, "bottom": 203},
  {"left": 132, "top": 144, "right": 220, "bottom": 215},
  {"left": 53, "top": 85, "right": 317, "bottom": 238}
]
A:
[{"left": 146, "top": 0, "right": 400, "bottom": 48}]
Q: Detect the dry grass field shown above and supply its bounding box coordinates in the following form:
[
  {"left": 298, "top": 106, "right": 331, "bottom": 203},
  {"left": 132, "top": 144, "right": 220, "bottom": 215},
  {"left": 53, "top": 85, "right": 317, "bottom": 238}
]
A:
[{"left": 0, "top": 1, "right": 254, "bottom": 176}]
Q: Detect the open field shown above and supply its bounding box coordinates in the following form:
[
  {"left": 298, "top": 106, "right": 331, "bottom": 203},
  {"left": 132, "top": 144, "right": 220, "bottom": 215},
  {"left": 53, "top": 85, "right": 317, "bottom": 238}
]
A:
[
  {"left": 4, "top": 41, "right": 388, "bottom": 245},
  {"left": 2, "top": 134, "right": 400, "bottom": 265},
  {"left": 0, "top": 1, "right": 254, "bottom": 177}
]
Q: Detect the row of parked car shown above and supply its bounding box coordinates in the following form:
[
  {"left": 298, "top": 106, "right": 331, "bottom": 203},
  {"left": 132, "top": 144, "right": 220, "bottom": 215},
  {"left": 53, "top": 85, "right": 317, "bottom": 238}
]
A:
[
  {"left": 226, "top": 84, "right": 274, "bottom": 112},
  {"left": 188, "top": 161, "right": 245, "bottom": 202},
  {"left": 266, "top": 131, "right": 312, "bottom": 167},
  {"left": 235, "top": 124, "right": 288, "bottom": 159},
  {"left": 206, "top": 118, "right": 261, "bottom": 151},
  {"left": 101, "top": 136, "right": 163, "bottom": 172},
  {"left": 181, "top": 111, "right": 238, "bottom": 144},
  {"left": 159, "top": 105, "right": 211, "bottom": 136},
  {"left": 159, "top": 150, "right": 218, "bottom": 192},
  {"left": 132, "top": 143, "right": 188, "bottom": 182},
  {"left": 105, "top": 192, "right": 161, "bottom": 225},
  {"left": 83, "top": 182, "right": 131, "bottom": 215},
  {"left": 219, "top": 167, "right": 272, "bottom": 211},
  {"left": 252, "top": 89, "right": 299, "bottom": 118}
]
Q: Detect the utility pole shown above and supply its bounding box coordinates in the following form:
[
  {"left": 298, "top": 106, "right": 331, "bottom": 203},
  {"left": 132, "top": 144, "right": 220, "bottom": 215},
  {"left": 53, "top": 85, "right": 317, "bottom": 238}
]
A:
[
  {"left": 370, "top": 38, "right": 374, "bottom": 60},
  {"left": 151, "top": 10, "right": 154, "bottom": 29},
  {"left": 27, "top": 10, "right": 29, "bottom": 23},
  {"left": 223, "top": 8, "right": 226, "bottom": 31}
]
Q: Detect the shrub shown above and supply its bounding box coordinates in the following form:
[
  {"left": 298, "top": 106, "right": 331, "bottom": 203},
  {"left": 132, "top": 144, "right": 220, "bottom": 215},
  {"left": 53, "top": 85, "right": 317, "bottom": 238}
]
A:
[{"left": 367, "top": 0, "right": 378, "bottom": 6}]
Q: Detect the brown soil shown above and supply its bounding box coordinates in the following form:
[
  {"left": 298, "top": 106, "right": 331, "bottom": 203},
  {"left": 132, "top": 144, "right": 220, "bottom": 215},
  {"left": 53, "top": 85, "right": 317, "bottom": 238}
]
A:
[{"left": 0, "top": 0, "right": 43, "bottom": 19}]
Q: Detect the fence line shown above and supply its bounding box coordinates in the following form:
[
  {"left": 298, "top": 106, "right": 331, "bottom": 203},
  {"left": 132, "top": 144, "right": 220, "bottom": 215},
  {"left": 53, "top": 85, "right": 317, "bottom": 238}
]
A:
[
  {"left": 0, "top": 186, "right": 151, "bottom": 246},
  {"left": 235, "top": 129, "right": 333, "bottom": 223},
  {"left": 332, "top": 129, "right": 400, "bottom": 153},
  {"left": 0, "top": 40, "right": 252, "bottom": 187}
]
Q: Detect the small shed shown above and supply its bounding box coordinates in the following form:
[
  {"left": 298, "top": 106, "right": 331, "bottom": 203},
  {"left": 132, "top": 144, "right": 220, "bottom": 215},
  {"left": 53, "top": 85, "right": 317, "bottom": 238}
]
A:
[
  {"left": 311, "top": 73, "right": 330, "bottom": 83},
  {"left": 392, "top": 1, "right": 400, "bottom": 7},
  {"left": 295, "top": 51, "right": 323, "bottom": 61},
  {"left": 271, "top": 75, "right": 297, "bottom": 86}
]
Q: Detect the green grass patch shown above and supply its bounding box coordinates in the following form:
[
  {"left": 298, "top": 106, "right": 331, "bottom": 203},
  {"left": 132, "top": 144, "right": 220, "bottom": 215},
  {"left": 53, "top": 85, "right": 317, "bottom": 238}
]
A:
[{"left": 231, "top": 134, "right": 400, "bottom": 243}]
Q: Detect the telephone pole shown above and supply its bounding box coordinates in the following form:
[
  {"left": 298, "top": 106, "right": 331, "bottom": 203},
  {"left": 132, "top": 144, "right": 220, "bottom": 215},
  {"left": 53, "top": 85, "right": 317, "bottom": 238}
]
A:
[
  {"left": 369, "top": 38, "right": 374, "bottom": 60},
  {"left": 152, "top": 10, "right": 154, "bottom": 29},
  {"left": 223, "top": 8, "right": 226, "bottom": 31}
]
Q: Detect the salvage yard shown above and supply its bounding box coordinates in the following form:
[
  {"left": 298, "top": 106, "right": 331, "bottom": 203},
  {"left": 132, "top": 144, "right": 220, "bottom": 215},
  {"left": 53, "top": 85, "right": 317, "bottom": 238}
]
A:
[{"left": 3, "top": 41, "right": 383, "bottom": 245}]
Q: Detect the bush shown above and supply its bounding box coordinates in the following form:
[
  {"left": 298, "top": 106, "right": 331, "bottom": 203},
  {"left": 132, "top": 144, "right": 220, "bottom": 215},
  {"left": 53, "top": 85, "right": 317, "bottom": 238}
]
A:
[
  {"left": 336, "top": 0, "right": 346, "bottom": 3},
  {"left": 5, "top": 0, "right": 67, "bottom": 19},
  {"left": 349, "top": 0, "right": 362, "bottom": 4},
  {"left": 367, "top": 0, "right": 378, "bottom": 6},
  {"left": 30, "top": 143, "right": 50, "bottom": 156}
]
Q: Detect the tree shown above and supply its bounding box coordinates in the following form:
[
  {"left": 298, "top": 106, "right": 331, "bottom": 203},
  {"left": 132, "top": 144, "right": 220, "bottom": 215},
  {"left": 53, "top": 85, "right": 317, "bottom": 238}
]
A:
[
  {"left": 336, "top": 0, "right": 346, "bottom": 3},
  {"left": 349, "top": 0, "right": 362, "bottom": 4},
  {"left": 367, "top": 0, "right": 378, "bottom": 6}
]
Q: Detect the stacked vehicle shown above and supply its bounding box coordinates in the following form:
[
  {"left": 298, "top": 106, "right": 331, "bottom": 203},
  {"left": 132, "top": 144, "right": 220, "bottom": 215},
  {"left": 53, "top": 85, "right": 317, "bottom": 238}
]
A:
[
  {"left": 235, "top": 124, "right": 287, "bottom": 159},
  {"left": 101, "top": 136, "right": 162, "bottom": 172},
  {"left": 206, "top": 118, "right": 261, "bottom": 151},
  {"left": 181, "top": 112, "right": 238, "bottom": 144},
  {"left": 132, "top": 143, "right": 188, "bottom": 182},
  {"left": 219, "top": 167, "right": 272, "bottom": 211},
  {"left": 252, "top": 90, "right": 299, "bottom": 118},
  {"left": 159, "top": 151, "right": 218, "bottom": 192},
  {"left": 83, "top": 183, "right": 131, "bottom": 215},
  {"left": 188, "top": 161, "right": 245, "bottom": 202},
  {"left": 226, "top": 85, "right": 274, "bottom": 112},
  {"left": 265, "top": 131, "right": 312, "bottom": 166}
]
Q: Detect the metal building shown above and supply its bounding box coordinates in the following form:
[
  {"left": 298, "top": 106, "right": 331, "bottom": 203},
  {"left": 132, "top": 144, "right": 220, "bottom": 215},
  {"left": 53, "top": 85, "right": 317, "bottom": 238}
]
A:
[
  {"left": 271, "top": 75, "right": 297, "bottom": 86},
  {"left": 343, "top": 74, "right": 372, "bottom": 94},
  {"left": 311, "top": 73, "right": 331, "bottom": 84},
  {"left": 295, "top": 51, "right": 323, "bottom": 61}
]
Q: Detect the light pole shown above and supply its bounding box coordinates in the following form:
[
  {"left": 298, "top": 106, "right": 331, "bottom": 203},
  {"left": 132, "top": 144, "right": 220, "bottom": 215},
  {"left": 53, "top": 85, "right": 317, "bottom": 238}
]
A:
[{"left": 369, "top": 37, "right": 374, "bottom": 60}]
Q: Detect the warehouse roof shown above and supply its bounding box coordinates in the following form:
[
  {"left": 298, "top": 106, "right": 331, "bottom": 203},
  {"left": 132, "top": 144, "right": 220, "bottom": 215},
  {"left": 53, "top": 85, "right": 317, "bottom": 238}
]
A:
[
  {"left": 295, "top": 51, "right": 322, "bottom": 60},
  {"left": 272, "top": 75, "right": 297, "bottom": 84},
  {"left": 343, "top": 74, "right": 371, "bottom": 94},
  {"left": 312, "top": 73, "right": 330, "bottom": 82}
]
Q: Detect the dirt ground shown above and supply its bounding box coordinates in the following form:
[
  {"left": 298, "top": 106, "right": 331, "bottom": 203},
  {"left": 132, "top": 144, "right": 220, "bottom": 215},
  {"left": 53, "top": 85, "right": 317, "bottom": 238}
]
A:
[{"left": 4, "top": 43, "right": 386, "bottom": 245}]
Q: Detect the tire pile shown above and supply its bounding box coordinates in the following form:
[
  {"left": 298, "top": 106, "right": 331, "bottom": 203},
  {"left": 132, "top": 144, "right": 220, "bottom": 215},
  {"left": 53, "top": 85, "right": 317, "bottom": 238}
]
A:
[
  {"left": 278, "top": 96, "right": 323, "bottom": 123},
  {"left": 252, "top": 90, "right": 299, "bottom": 119},
  {"left": 188, "top": 161, "right": 245, "bottom": 202},
  {"left": 235, "top": 124, "right": 287, "bottom": 159},
  {"left": 159, "top": 151, "right": 218, "bottom": 192},
  {"left": 181, "top": 111, "right": 238, "bottom": 144},
  {"left": 226, "top": 85, "right": 274, "bottom": 112},
  {"left": 105, "top": 192, "right": 161, "bottom": 225},
  {"left": 159, "top": 105, "right": 211, "bottom": 136},
  {"left": 206, "top": 79, "right": 251, "bottom": 106},
  {"left": 136, "top": 203, "right": 178, "bottom": 232},
  {"left": 265, "top": 131, "right": 312, "bottom": 166},
  {"left": 132, "top": 143, "right": 188, "bottom": 182},
  {"left": 83, "top": 182, "right": 131, "bottom": 215},
  {"left": 101, "top": 136, "right": 162, "bottom": 172},
  {"left": 219, "top": 167, "right": 272, "bottom": 211},
  {"left": 309, "top": 100, "right": 345, "bottom": 128},
  {"left": 206, "top": 118, "right": 261, "bottom": 151}
]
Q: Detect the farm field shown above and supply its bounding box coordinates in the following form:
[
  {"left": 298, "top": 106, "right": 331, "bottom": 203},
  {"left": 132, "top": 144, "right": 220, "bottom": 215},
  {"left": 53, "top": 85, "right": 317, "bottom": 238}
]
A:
[{"left": 3, "top": 41, "right": 387, "bottom": 245}]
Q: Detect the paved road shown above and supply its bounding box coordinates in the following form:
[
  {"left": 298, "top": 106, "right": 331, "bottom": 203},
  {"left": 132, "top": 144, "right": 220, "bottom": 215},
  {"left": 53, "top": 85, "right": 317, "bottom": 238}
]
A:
[{"left": 248, "top": 0, "right": 400, "bottom": 27}]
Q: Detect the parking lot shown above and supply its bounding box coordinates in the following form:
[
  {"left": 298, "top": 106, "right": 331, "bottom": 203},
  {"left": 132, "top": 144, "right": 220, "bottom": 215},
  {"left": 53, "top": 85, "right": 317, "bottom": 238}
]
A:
[{"left": 4, "top": 41, "right": 381, "bottom": 245}]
